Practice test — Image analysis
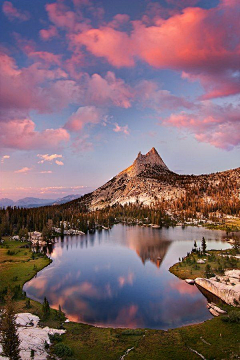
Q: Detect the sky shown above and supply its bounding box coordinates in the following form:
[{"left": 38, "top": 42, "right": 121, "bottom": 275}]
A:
[{"left": 0, "top": 0, "right": 239, "bottom": 200}]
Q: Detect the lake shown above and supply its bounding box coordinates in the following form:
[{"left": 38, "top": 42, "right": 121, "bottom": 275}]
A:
[{"left": 24, "top": 225, "right": 231, "bottom": 329}]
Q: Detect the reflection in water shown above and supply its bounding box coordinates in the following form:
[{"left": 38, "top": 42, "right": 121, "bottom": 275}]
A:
[{"left": 24, "top": 225, "right": 231, "bottom": 329}]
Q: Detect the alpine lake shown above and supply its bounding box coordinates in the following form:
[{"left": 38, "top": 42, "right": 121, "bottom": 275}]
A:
[{"left": 24, "top": 225, "right": 232, "bottom": 330}]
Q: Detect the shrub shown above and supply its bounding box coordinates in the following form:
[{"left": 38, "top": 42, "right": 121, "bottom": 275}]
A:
[
  {"left": 221, "top": 311, "right": 240, "bottom": 323},
  {"left": 49, "top": 333, "right": 63, "bottom": 343},
  {"left": 53, "top": 343, "right": 73, "bottom": 357}
]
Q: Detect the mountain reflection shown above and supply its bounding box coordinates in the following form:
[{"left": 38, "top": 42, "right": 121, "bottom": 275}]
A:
[{"left": 24, "top": 225, "right": 229, "bottom": 329}]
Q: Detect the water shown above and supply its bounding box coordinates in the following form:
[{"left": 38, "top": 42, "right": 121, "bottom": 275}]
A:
[{"left": 24, "top": 225, "right": 231, "bottom": 329}]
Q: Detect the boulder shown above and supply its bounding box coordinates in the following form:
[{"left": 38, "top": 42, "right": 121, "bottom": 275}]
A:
[
  {"left": 185, "top": 279, "right": 195, "bottom": 285},
  {"left": 195, "top": 270, "right": 240, "bottom": 306}
]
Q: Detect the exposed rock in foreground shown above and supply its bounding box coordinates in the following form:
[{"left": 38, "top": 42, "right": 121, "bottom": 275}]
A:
[
  {"left": 0, "top": 313, "right": 65, "bottom": 360},
  {"left": 195, "top": 270, "right": 240, "bottom": 306}
]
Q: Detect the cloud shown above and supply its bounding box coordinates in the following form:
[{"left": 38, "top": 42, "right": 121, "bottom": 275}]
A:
[
  {"left": 39, "top": 171, "right": 53, "bottom": 174},
  {"left": 0, "top": 118, "right": 70, "bottom": 151},
  {"left": 65, "top": 106, "right": 104, "bottom": 131},
  {"left": 15, "top": 167, "right": 31, "bottom": 174},
  {"left": 37, "top": 154, "right": 63, "bottom": 165},
  {"left": 73, "top": 26, "right": 134, "bottom": 67},
  {"left": 73, "top": 0, "right": 240, "bottom": 99},
  {"left": 162, "top": 102, "right": 240, "bottom": 150},
  {"left": 113, "top": 123, "right": 130, "bottom": 135},
  {"left": 2, "top": 1, "right": 30, "bottom": 22},
  {"left": 1, "top": 155, "right": 10, "bottom": 164},
  {"left": 39, "top": 25, "right": 59, "bottom": 41},
  {"left": 0, "top": 50, "right": 84, "bottom": 117},
  {"left": 84, "top": 72, "right": 133, "bottom": 108},
  {"left": 135, "top": 80, "right": 193, "bottom": 110},
  {"left": 72, "top": 135, "right": 93, "bottom": 152},
  {"left": 55, "top": 160, "right": 64, "bottom": 166}
]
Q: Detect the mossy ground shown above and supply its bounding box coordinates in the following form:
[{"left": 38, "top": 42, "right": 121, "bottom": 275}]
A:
[{"left": 1, "top": 237, "right": 240, "bottom": 359}]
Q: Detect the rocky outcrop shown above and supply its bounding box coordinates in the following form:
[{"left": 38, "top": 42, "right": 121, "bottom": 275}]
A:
[
  {"left": 207, "top": 302, "right": 227, "bottom": 316},
  {"left": 195, "top": 270, "right": 240, "bottom": 306},
  {"left": 0, "top": 313, "right": 65, "bottom": 360}
]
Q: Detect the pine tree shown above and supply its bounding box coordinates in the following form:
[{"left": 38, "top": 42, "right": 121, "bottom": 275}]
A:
[
  {"left": 0, "top": 289, "right": 21, "bottom": 360},
  {"left": 201, "top": 237, "right": 206, "bottom": 254},
  {"left": 42, "top": 297, "right": 50, "bottom": 319}
]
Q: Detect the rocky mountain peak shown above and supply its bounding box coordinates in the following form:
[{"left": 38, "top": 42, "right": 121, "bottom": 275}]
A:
[
  {"left": 121, "top": 148, "right": 169, "bottom": 177},
  {"left": 135, "top": 148, "right": 168, "bottom": 170}
]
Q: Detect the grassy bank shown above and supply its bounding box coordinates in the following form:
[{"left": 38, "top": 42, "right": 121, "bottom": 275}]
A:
[
  {"left": 169, "top": 248, "right": 240, "bottom": 280},
  {"left": 0, "top": 238, "right": 51, "bottom": 293},
  {"left": 47, "top": 315, "right": 240, "bottom": 360},
  {"left": 204, "top": 218, "right": 240, "bottom": 232},
  {"left": 1, "top": 237, "right": 240, "bottom": 359},
  {"left": 0, "top": 237, "right": 56, "bottom": 322}
]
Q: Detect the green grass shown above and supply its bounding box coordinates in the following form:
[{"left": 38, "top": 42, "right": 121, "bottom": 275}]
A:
[
  {"left": 46, "top": 315, "right": 240, "bottom": 360},
  {"left": 169, "top": 249, "right": 240, "bottom": 280},
  {"left": 0, "top": 237, "right": 51, "bottom": 294}
]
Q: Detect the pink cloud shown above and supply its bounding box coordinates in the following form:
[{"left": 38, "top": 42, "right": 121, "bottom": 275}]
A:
[
  {"left": 2, "top": 1, "right": 30, "bottom": 22},
  {"left": 39, "top": 171, "right": 53, "bottom": 174},
  {"left": 73, "top": 27, "right": 134, "bottom": 67},
  {"left": 113, "top": 123, "right": 130, "bottom": 136},
  {"left": 72, "top": 135, "right": 93, "bottom": 152},
  {"left": 15, "top": 167, "right": 31, "bottom": 174},
  {"left": 55, "top": 160, "right": 64, "bottom": 166},
  {"left": 72, "top": 0, "right": 240, "bottom": 98},
  {"left": 37, "top": 154, "right": 63, "bottom": 165},
  {"left": 45, "top": 1, "right": 90, "bottom": 33},
  {"left": 0, "top": 50, "right": 74, "bottom": 114},
  {"left": 28, "top": 51, "right": 62, "bottom": 66},
  {"left": 108, "top": 14, "right": 130, "bottom": 29},
  {"left": 0, "top": 118, "right": 70, "bottom": 151},
  {"left": 84, "top": 72, "right": 133, "bottom": 108},
  {"left": 135, "top": 80, "right": 193, "bottom": 110},
  {"left": 39, "top": 26, "right": 59, "bottom": 41},
  {"left": 163, "top": 102, "right": 240, "bottom": 150},
  {"left": 65, "top": 106, "right": 104, "bottom": 131},
  {"left": 46, "top": 2, "right": 77, "bottom": 30},
  {"left": 1, "top": 155, "right": 10, "bottom": 164}
]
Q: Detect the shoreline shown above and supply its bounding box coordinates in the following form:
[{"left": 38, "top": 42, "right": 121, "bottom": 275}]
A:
[{"left": 1, "top": 229, "right": 240, "bottom": 359}]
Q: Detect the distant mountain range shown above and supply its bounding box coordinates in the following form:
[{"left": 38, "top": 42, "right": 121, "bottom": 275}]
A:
[{"left": 0, "top": 194, "right": 81, "bottom": 208}]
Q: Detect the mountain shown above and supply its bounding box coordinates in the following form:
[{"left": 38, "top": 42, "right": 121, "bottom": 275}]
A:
[
  {"left": 0, "top": 195, "right": 81, "bottom": 208},
  {"left": 73, "top": 147, "right": 240, "bottom": 213},
  {"left": 14, "top": 197, "right": 55, "bottom": 208},
  {"left": 52, "top": 194, "right": 81, "bottom": 205},
  {"left": 0, "top": 198, "right": 14, "bottom": 207}
]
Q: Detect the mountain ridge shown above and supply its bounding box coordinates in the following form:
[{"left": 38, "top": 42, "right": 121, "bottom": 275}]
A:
[
  {"left": 73, "top": 148, "right": 240, "bottom": 212},
  {"left": 0, "top": 195, "right": 81, "bottom": 208}
]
